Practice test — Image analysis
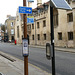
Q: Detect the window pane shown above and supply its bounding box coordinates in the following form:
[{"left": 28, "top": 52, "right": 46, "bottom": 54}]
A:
[
  {"left": 37, "top": 34, "right": 40, "bottom": 40},
  {"left": 68, "top": 32, "right": 73, "bottom": 40},
  {"left": 53, "top": 14, "right": 58, "bottom": 26},
  {"left": 32, "top": 24, "right": 34, "bottom": 29},
  {"left": 37, "top": 22, "right": 39, "bottom": 28},
  {"left": 32, "top": 35, "right": 34, "bottom": 40},
  {"left": 67, "top": 13, "right": 73, "bottom": 22},
  {"left": 44, "top": 34, "right": 46, "bottom": 40},
  {"left": 58, "top": 32, "right": 62, "bottom": 40},
  {"left": 43, "top": 20, "right": 46, "bottom": 27},
  {"left": 11, "top": 22, "right": 13, "bottom": 27},
  {"left": 11, "top": 29, "right": 14, "bottom": 34},
  {"left": 17, "top": 26, "right": 19, "bottom": 38}
]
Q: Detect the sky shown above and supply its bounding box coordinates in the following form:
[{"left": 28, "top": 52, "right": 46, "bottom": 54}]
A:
[{"left": 0, "top": 0, "right": 49, "bottom": 24}]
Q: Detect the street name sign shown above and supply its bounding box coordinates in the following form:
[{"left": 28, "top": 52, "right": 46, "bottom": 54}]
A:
[
  {"left": 19, "top": 6, "right": 32, "bottom": 14},
  {"left": 50, "top": 0, "right": 72, "bottom": 10},
  {"left": 27, "top": 16, "right": 34, "bottom": 24}
]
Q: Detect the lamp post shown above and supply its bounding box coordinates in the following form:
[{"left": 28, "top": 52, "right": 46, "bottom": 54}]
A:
[
  {"left": 50, "top": 6, "right": 55, "bottom": 75},
  {"left": 49, "top": 0, "right": 72, "bottom": 75}
]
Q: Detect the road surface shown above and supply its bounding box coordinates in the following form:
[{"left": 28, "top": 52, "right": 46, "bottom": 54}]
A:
[{"left": 0, "top": 42, "right": 75, "bottom": 75}]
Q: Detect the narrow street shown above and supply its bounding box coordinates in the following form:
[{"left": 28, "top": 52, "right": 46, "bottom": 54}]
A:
[{"left": 0, "top": 42, "right": 75, "bottom": 75}]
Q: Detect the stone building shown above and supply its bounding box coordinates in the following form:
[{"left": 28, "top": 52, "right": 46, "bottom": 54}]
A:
[
  {"left": 0, "top": 30, "right": 4, "bottom": 41},
  {"left": 54, "top": 0, "right": 75, "bottom": 47},
  {"left": 15, "top": 0, "right": 75, "bottom": 47},
  {"left": 5, "top": 15, "right": 16, "bottom": 42},
  {"left": 15, "top": 1, "right": 33, "bottom": 44},
  {"left": 27, "top": 0, "right": 75, "bottom": 47},
  {"left": 27, "top": 1, "right": 50, "bottom": 45},
  {"left": 0, "top": 26, "right": 4, "bottom": 41},
  {"left": 15, "top": 9, "right": 24, "bottom": 44}
]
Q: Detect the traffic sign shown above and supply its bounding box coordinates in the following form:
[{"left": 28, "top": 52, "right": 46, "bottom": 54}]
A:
[
  {"left": 27, "top": 16, "right": 34, "bottom": 24},
  {"left": 19, "top": 6, "right": 32, "bottom": 14}
]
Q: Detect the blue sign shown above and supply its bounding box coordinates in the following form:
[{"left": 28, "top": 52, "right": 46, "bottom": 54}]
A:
[
  {"left": 27, "top": 16, "right": 34, "bottom": 24},
  {"left": 19, "top": 6, "right": 32, "bottom": 14}
]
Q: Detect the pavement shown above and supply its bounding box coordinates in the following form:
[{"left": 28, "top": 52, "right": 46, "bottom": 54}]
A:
[
  {"left": 0, "top": 51, "right": 51, "bottom": 75},
  {"left": 29, "top": 45, "right": 75, "bottom": 53},
  {"left": 11, "top": 43, "right": 75, "bottom": 53}
]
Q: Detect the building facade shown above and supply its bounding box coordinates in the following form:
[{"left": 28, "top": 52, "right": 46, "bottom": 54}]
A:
[
  {"left": 15, "top": 0, "right": 75, "bottom": 48},
  {"left": 27, "top": 0, "right": 75, "bottom": 47},
  {"left": 54, "top": 0, "right": 75, "bottom": 47},
  {"left": 27, "top": 1, "right": 50, "bottom": 45},
  {"left": 15, "top": 9, "right": 24, "bottom": 44},
  {"left": 0, "top": 26, "right": 4, "bottom": 41},
  {"left": 5, "top": 15, "right": 16, "bottom": 42}
]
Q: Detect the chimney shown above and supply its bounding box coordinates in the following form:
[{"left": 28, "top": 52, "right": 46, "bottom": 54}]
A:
[
  {"left": 7, "top": 15, "right": 11, "bottom": 18},
  {"left": 28, "top": 2, "right": 32, "bottom": 7},
  {"left": 37, "top": 0, "right": 42, "bottom": 6}
]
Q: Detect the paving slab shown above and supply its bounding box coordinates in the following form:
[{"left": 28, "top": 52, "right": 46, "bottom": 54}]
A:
[{"left": 0, "top": 51, "right": 51, "bottom": 75}]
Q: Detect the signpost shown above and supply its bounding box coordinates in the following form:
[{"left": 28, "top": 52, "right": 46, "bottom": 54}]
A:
[{"left": 19, "top": 0, "right": 32, "bottom": 75}]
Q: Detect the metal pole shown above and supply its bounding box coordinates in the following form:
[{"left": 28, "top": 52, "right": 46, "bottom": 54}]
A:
[
  {"left": 23, "top": 0, "right": 28, "bottom": 75},
  {"left": 50, "top": 6, "right": 55, "bottom": 75}
]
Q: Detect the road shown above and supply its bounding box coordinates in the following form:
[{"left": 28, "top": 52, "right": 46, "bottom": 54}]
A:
[{"left": 0, "top": 42, "right": 75, "bottom": 75}]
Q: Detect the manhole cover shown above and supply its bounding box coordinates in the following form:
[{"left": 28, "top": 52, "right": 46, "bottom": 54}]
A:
[{"left": 0, "top": 73, "right": 3, "bottom": 75}]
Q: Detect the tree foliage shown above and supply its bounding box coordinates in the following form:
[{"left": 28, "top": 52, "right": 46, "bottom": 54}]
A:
[{"left": 1, "top": 25, "right": 5, "bottom": 32}]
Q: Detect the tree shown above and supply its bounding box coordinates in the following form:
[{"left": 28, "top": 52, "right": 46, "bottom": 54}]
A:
[{"left": 1, "top": 25, "right": 5, "bottom": 32}]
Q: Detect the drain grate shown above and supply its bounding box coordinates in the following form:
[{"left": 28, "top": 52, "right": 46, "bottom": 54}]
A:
[{"left": 0, "top": 53, "right": 16, "bottom": 62}]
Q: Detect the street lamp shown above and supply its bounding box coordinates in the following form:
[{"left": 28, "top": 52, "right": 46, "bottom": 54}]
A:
[{"left": 49, "top": 0, "right": 72, "bottom": 75}]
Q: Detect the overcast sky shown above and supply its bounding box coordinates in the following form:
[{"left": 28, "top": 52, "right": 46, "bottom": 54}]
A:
[{"left": 0, "top": 0, "right": 49, "bottom": 24}]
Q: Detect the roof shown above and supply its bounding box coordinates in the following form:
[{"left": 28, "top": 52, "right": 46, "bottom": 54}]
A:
[
  {"left": 9, "top": 16, "right": 16, "bottom": 20},
  {"left": 37, "top": 5, "right": 44, "bottom": 9},
  {"left": 32, "top": 1, "right": 50, "bottom": 11},
  {"left": 43, "top": 1, "right": 50, "bottom": 5}
]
